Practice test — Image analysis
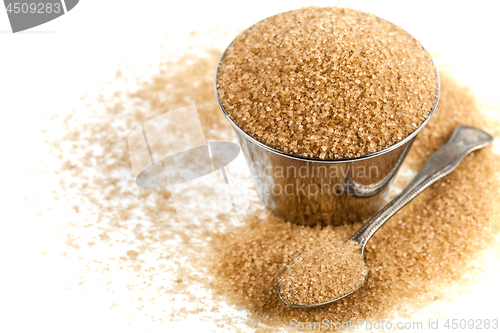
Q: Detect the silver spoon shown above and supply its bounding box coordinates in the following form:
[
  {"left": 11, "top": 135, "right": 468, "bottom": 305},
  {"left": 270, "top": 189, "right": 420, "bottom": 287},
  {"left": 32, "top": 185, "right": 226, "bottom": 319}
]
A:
[{"left": 278, "top": 125, "right": 494, "bottom": 308}]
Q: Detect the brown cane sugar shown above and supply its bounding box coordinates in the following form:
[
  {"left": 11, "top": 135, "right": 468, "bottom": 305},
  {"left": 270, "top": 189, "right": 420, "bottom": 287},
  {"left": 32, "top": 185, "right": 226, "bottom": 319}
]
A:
[
  {"left": 52, "top": 40, "right": 500, "bottom": 331},
  {"left": 216, "top": 6, "right": 438, "bottom": 159},
  {"left": 279, "top": 240, "right": 368, "bottom": 306},
  {"left": 209, "top": 70, "right": 500, "bottom": 331}
]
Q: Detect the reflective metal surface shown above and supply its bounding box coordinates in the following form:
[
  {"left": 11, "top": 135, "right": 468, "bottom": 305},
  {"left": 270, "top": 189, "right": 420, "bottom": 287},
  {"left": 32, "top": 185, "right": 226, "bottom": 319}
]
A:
[
  {"left": 215, "top": 28, "right": 440, "bottom": 226},
  {"left": 233, "top": 129, "right": 422, "bottom": 225}
]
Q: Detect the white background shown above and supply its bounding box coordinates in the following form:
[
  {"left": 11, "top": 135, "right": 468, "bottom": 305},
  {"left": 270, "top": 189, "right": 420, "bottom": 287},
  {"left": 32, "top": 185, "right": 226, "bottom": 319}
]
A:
[{"left": 1, "top": 1, "right": 500, "bottom": 332}]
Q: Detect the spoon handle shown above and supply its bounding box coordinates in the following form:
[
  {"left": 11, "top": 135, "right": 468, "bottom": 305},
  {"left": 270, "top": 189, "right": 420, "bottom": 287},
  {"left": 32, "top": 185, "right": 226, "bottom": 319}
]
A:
[{"left": 350, "top": 125, "right": 494, "bottom": 249}]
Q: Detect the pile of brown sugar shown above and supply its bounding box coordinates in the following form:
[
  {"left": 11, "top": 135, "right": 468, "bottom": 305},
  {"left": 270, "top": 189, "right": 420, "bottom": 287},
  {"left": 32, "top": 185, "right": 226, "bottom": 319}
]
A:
[
  {"left": 209, "top": 70, "right": 500, "bottom": 331},
  {"left": 51, "top": 36, "right": 500, "bottom": 331},
  {"left": 216, "top": 6, "right": 438, "bottom": 159},
  {"left": 279, "top": 240, "right": 367, "bottom": 306}
]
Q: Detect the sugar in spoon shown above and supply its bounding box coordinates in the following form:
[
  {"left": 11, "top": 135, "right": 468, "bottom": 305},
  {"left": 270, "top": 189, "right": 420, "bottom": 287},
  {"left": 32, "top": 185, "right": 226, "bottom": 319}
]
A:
[{"left": 278, "top": 125, "right": 494, "bottom": 308}]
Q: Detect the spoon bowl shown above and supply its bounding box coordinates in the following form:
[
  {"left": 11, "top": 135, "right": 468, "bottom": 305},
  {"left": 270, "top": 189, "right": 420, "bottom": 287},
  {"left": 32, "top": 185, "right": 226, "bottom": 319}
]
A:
[{"left": 278, "top": 243, "right": 369, "bottom": 308}]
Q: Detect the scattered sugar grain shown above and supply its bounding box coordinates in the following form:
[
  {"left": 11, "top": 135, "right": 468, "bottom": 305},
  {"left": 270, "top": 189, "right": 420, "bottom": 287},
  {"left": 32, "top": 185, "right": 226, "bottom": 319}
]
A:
[{"left": 52, "top": 36, "right": 500, "bottom": 332}]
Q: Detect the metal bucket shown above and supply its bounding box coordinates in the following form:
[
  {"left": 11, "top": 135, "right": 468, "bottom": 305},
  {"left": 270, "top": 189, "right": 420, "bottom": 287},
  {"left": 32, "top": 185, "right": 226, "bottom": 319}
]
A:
[{"left": 215, "top": 27, "right": 440, "bottom": 226}]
